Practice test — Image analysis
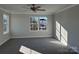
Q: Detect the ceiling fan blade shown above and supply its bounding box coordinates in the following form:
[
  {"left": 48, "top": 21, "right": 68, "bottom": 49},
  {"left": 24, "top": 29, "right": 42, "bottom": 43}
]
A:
[
  {"left": 36, "top": 6, "right": 41, "bottom": 8},
  {"left": 37, "top": 9, "right": 46, "bottom": 11}
]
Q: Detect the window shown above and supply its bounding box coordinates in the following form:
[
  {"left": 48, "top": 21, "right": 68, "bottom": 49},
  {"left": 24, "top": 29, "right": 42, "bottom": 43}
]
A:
[
  {"left": 0, "top": 19, "right": 2, "bottom": 32},
  {"left": 30, "top": 17, "right": 39, "bottom": 31},
  {"left": 3, "top": 14, "right": 9, "bottom": 34},
  {"left": 56, "top": 21, "right": 61, "bottom": 40},
  {"left": 56, "top": 21, "right": 68, "bottom": 46},
  {"left": 30, "top": 16, "right": 47, "bottom": 31},
  {"left": 39, "top": 17, "right": 47, "bottom": 30},
  {"left": 61, "top": 26, "right": 68, "bottom": 45}
]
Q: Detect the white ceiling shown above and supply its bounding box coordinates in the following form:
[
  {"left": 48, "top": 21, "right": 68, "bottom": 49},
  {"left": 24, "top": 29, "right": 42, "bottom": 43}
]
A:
[{"left": 0, "top": 4, "right": 76, "bottom": 15}]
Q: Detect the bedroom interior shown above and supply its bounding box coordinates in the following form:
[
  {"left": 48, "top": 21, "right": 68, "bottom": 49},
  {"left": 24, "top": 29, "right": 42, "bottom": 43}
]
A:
[{"left": 0, "top": 4, "right": 79, "bottom": 54}]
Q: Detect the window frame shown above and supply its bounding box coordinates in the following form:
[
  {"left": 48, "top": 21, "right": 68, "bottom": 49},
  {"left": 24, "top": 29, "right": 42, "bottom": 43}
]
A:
[
  {"left": 56, "top": 21, "right": 68, "bottom": 46},
  {"left": 3, "top": 14, "right": 9, "bottom": 35},
  {"left": 30, "top": 16, "right": 47, "bottom": 31}
]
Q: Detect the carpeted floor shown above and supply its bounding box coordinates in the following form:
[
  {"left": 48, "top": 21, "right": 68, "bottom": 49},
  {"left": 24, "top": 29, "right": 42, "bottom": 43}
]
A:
[{"left": 0, "top": 37, "right": 77, "bottom": 54}]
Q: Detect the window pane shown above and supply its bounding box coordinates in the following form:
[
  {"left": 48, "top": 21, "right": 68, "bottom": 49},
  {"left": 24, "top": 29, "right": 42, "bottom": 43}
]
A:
[
  {"left": 61, "top": 36, "right": 67, "bottom": 46},
  {"left": 39, "top": 17, "right": 47, "bottom": 30},
  {"left": 61, "top": 26, "right": 68, "bottom": 42},
  {"left": 30, "top": 16, "right": 39, "bottom": 31},
  {"left": 3, "top": 14, "right": 9, "bottom": 34},
  {"left": 30, "top": 16, "right": 47, "bottom": 31},
  {"left": 56, "top": 21, "right": 60, "bottom": 32},
  {"left": 3, "top": 24, "right": 7, "bottom": 32},
  {"left": 56, "top": 29, "right": 60, "bottom": 40},
  {"left": 56, "top": 21, "right": 61, "bottom": 40}
]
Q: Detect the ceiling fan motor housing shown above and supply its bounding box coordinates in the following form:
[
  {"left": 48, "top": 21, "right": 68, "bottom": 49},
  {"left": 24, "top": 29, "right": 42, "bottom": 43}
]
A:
[{"left": 31, "top": 7, "right": 36, "bottom": 12}]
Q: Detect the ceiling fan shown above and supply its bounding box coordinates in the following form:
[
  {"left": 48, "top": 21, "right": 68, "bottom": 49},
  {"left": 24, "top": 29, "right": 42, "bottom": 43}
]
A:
[{"left": 23, "top": 4, "right": 46, "bottom": 12}]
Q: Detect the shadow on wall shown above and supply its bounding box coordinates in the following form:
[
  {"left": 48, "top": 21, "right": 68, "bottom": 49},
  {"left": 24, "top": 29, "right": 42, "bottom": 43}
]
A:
[{"left": 56, "top": 21, "right": 68, "bottom": 46}]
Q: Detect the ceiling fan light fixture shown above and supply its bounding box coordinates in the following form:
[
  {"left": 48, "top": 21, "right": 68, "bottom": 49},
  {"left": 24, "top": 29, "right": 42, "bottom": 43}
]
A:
[{"left": 22, "top": 4, "right": 46, "bottom": 12}]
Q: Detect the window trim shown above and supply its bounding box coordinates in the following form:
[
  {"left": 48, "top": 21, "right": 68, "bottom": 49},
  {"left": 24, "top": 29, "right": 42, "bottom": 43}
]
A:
[
  {"left": 30, "top": 16, "right": 47, "bottom": 31},
  {"left": 3, "top": 14, "right": 9, "bottom": 35},
  {"left": 56, "top": 21, "right": 68, "bottom": 46}
]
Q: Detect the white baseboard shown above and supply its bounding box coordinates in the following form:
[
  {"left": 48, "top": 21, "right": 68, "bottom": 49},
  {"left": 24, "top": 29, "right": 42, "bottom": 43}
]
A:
[{"left": 11, "top": 35, "right": 53, "bottom": 38}]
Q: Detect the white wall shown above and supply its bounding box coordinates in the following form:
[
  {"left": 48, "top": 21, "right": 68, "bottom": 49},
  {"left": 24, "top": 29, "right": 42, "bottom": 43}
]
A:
[
  {"left": 54, "top": 5, "right": 79, "bottom": 52},
  {"left": 11, "top": 14, "right": 54, "bottom": 38},
  {"left": 0, "top": 9, "right": 10, "bottom": 46}
]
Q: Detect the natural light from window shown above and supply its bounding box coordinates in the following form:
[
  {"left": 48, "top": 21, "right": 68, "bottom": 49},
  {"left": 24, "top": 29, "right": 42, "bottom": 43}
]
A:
[
  {"left": 56, "top": 21, "right": 68, "bottom": 46},
  {"left": 56, "top": 21, "right": 61, "bottom": 41},
  {"left": 30, "top": 16, "right": 47, "bottom": 31},
  {"left": 19, "top": 45, "right": 41, "bottom": 54},
  {"left": 3, "top": 14, "right": 9, "bottom": 34}
]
